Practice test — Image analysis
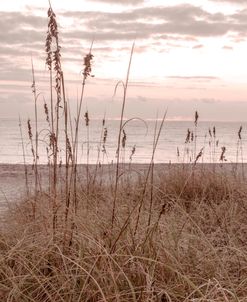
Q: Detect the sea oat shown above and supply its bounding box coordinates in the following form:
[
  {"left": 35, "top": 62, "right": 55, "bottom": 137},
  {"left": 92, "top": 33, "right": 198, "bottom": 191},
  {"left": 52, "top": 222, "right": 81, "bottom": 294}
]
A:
[
  {"left": 194, "top": 148, "right": 204, "bottom": 164},
  {"left": 191, "top": 131, "right": 194, "bottom": 142},
  {"left": 83, "top": 53, "right": 94, "bottom": 80},
  {"left": 220, "top": 146, "right": 227, "bottom": 162},
  {"left": 130, "top": 145, "right": 136, "bottom": 161},
  {"left": 238, "top": 125, "right": 242, "bottom": 140},
  {"left": 209, "top": 128, "right": 212, "bottom": 138},
  {"left": 195, "top": 110, "right": 199, "bottom": 126},
  {"left": 44, "top": 102, "right": 50, "bottom": 124},
  {"left": 27, "top": 119, "right": 33, "bottom": 140},
  {"left": 84, "top": 111, "right": 89, "bottom": 127},
  {"left": 103, "top": 127, "right": 108, "bottom": 144},
  {"left": 66, "top": 137, "right": 72, "bottom": 162},
  {"left": 122, "top": 129, "right": 127, "bottom": 148},
  {"left": 213, "top": 126, "right": 216, "bottom": 138},
  {"left": 185, "top": 129, "right": 191, "bottom": 144}
]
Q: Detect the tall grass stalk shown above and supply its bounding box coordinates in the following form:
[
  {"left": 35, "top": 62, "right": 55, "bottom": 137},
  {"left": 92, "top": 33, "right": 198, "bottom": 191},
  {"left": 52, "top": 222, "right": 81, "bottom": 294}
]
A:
[
  {"left": 71, "top": 43, "right": 93, "bottom": 213},
  {"left": 134, "top": 109, "right": 167, "bottom": 236},
  {"left": 194, "top": 111, "right": 198, "bottom": 161},
  {"left": 84, "top": 110, "right": 90, "bottom": 196},
  {"left": 27, "top": 118, "right": 36, "bottom": 216},
  {"left": 110, "top": 109, "right": 167, "bottom": 252},
  {"left": 31, "top": 57, "right": 39, "bottom": 217},
  {"left": 92, "top": 115, "right": 106, "bottom": 187},
  {"left": 45, "top": 2, "right": 68, "bottom": 239},
  {"left": 236, "top": 125, "right": 244, "bottom": 179},
  {"left": 112, "top": 41, "right": 135, "bottom": 227},
  {"left": 19, "top": 116, "right": 29, "bottom": 196},
  {"left": 213, "top": 126, "right": 216, "bottom": 164},
  {"left": 147, "top": 114, "right": 158, "bottom": 228},
  {"left": 61, "top": 71, "right": 73, "bottom": 248}
]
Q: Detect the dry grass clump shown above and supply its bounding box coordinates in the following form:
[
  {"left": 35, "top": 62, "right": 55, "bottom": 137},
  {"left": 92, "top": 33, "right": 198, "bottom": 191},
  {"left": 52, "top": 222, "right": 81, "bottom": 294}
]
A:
[{"left": 1, "top": 168, "right": 247, "bottom": 301}]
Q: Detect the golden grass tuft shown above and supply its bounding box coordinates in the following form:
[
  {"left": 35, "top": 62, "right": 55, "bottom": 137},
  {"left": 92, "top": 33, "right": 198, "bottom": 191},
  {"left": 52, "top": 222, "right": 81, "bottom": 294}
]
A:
[{"left": 1, "top": 167, "right": 247, "bottom": 301}]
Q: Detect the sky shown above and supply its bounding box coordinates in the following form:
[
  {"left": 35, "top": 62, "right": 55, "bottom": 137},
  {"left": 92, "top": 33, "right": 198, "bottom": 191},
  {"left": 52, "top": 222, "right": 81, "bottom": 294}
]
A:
[{"left": 1, "top": 0, "right": 247, "bottom": 121}]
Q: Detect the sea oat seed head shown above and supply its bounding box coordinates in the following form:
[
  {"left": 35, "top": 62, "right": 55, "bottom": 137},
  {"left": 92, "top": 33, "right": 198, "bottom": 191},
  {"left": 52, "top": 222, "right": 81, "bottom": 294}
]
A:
[
  {"left": 238, "top": 125, "right": 242, "bottom": 140},
  {"left": 195, "top": 111, "right": 199, "bottom": 126},
  {"left": 84, "top": 111, "right": 89, "bottom": 126}
]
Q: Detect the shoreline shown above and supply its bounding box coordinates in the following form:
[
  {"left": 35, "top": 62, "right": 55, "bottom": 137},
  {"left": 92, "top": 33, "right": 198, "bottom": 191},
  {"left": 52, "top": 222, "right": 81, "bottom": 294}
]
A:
[{"left": 0, "top": 162, "right": 245, "bottom": 211}]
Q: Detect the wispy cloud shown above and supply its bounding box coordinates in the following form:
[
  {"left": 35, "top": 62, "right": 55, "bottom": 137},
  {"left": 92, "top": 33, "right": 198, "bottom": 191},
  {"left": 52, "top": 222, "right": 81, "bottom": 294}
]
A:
[
  {"left": 167, "top": 76, "right": 220, "bottom": 81},
  {"left": 209, "top": 0, "right": 247, "bottom": 4},
  {"left": 193, "top": 44, "right": 204, "bottom": 49},
  {"left": 222, "top": 45, "right": 233, "bottom": 50},
  {"left": 1, "top": 2, "right": 247, "bottom": 119},
  {"left": 1, "top": 4, "right": 247, "bottom": 53},
  {"left": 89, "top": 0, "right": 144, "bottom": 4}
]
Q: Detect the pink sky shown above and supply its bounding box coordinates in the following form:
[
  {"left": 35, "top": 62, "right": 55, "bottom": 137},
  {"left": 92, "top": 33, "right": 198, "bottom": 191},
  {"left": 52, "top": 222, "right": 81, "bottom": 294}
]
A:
[{"left": 1, "top": 0, "right": 247, "bottom": 121}]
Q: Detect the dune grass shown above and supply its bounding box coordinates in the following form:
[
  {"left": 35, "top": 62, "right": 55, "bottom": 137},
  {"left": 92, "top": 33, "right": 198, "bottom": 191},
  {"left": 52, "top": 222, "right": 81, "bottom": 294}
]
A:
[
  {"left": 1, "top": 166, "right": 247, "bottom": 301},
  {"left": 1, "top": 3, "right": 247, "bottom": 301}
]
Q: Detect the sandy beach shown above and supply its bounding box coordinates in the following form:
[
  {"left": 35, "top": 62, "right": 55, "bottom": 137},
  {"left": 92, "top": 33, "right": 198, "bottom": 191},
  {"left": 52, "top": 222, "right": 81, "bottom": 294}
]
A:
[
  {"left": 0, "top": 163, "right": 150, "bottom": 209},
  {"left": 0, "top": 162, "right": 244, "bottom": 212}
]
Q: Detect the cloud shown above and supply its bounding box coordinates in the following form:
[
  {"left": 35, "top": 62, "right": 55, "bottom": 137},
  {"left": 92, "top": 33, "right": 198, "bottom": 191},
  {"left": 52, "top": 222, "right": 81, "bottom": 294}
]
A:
[
  {"left": 193, "top": 44, "right": 204, "bottom": 49},
  {"left": 129, "top": 81, "right": 161, "bottom": 88},
  {"left": 200, "top": 98, "right": 220, "bottom": 104},
  {"left": 222, "top": 45, "right": 233, "bottom": 50},
  {"left": 6, "top": 7, "right": 247, "bottom": 54},
  {"left": 0, "top": 3, "right": 247, "bottom": 118},
  {"left": 167, "top": 76, "right": 219, "bottom": 81},
  {"left": 62, "top": 4, "right": 247, "bottom": 42},
  {"left": 89, "top": 0, "right": 144, "bottom": 4},
  {"left": 2, "top": 4, "right": 247, "bottom": 52},
  {"left": 209, "top": 0, "right": 247, "bottom": 4},
  {"left": 0, "top": 12, "right": 45, "bottom": 44},
  {"left": 158, "top": 34, "right": 198, "bottom": 42}
]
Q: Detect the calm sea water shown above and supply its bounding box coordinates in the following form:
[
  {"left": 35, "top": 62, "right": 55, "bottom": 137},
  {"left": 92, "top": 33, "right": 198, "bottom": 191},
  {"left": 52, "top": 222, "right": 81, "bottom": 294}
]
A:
[{"left": 0, "top": 118, "right": 246, "bottom": 164}]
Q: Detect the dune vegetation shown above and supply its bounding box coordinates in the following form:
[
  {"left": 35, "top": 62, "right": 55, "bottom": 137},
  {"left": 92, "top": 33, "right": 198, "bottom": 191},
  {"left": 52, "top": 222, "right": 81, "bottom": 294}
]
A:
[{"left": 1, "top": 4, "right": 247, "bottom": 302}]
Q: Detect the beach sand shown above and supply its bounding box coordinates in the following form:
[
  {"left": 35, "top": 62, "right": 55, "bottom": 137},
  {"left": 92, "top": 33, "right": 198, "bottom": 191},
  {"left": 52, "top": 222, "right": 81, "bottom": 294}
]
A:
[
  {"left": 0, "top": 163, "right": 148, "bottom": 209},
  {"left": 0, "top": 162, "right": 244, "bottom": 213}
]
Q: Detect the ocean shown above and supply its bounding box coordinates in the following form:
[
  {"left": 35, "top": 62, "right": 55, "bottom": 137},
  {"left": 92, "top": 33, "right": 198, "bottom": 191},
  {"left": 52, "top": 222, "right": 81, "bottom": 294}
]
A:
[{"left": 0, "top": 118, "right": 246, "bottom": 164}]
